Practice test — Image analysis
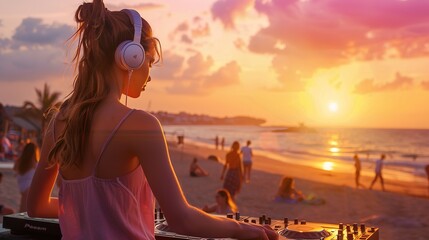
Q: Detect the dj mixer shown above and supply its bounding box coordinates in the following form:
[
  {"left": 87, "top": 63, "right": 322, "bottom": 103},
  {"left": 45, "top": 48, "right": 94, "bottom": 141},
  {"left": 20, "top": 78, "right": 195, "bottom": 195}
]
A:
[{"left": 2, "top": 210, "right": 379, "bottom": 240}]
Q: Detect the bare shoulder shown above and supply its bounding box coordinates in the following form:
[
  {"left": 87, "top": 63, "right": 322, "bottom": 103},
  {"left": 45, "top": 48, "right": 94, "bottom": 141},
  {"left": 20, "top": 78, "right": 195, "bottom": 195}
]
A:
[{"left": 128, "top": 109, "right": 162, "bottom": 130}]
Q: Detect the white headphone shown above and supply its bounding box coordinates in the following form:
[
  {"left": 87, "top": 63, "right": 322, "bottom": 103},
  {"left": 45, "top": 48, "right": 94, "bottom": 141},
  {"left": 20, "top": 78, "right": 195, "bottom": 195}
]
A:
[{"left": 114, "top": 9, "right": 145, "bottom": 71}]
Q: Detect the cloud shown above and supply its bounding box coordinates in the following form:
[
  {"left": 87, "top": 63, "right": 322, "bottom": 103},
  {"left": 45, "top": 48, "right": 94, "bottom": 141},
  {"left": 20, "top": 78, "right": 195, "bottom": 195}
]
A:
[
  {"left": 0, "top": 18, "right": 73, "bottom": 82},
  {"left": 354, "top": 72, "right": 413, "bottom": 94},
  {"left": 11, "top": 18, "right": 73, "bottom": 48},
  {"left": 211, "top": 0, "right": 429, "bottom": 91},
  {"left": 211, "top": 0, "right": 253, "bottom": 29},
  {"left": 152, "top": 50, "right": 242, "bottom": 94},
  {"left": 170, "top": 18, "right": 211, "bottom": 44}
]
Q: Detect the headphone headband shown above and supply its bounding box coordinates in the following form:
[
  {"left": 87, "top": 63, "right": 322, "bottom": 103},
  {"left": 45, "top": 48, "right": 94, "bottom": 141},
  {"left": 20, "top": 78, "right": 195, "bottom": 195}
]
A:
[{"left": 121, "top": 9, "right": 142, "bottom": 44}]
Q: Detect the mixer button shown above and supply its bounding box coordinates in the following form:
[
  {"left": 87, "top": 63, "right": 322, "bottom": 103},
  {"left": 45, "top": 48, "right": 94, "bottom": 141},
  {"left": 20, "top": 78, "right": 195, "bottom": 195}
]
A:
[{"left": 300, "top": 220, "right": 306, "bottom": 225}]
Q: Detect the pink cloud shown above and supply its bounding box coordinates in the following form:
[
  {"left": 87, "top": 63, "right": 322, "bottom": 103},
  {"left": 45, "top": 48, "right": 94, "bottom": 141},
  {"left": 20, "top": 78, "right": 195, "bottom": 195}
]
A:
[
  {"left": 211, "top": 0, "right": 253, "bottom": 29},
  {"left": 214, "top": 0, "right": 429, "bottom": 91},
  {"left": 151, "top": 51, "right": 242, "bottom": 94},
  {"left": 354, "top": 72, "right": 413, "bottom": 94}
]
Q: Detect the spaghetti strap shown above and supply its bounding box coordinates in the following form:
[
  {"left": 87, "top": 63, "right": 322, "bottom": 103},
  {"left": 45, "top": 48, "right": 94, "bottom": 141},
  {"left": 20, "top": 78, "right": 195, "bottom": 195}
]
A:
[{"left": 92, "top": 109, "right": 135, "bottom": 175}]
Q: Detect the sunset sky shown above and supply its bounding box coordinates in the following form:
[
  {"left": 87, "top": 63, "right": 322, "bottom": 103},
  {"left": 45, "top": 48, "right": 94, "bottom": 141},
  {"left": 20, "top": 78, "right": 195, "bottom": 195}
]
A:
[{"left": 1, "top": 0, "right": 429, "bottom": 129}]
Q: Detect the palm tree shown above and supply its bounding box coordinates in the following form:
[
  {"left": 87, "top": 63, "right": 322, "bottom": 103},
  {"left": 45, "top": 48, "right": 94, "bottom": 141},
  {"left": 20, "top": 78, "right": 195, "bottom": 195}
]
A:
[{"left": 18, "top": 83, "right": 62, "bottom": 144}]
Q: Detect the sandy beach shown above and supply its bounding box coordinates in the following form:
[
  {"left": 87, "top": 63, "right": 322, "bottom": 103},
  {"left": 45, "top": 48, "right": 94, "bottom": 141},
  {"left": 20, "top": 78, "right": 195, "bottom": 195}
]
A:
[{"left": 1, "top": 140, "right": 428, "bottom": 239}]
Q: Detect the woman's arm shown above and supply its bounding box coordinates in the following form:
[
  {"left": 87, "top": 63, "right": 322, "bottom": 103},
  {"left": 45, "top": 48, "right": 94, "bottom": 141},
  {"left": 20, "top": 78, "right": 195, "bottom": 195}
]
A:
[
  {"left": 202, "top": 204, "right": 217, "bottom": 213},
  {"left": 27, "top": 123, "right": 59, "bottom": 218},
  {"left": 132, "top": 111, "right": 277, "bottom": 240}
]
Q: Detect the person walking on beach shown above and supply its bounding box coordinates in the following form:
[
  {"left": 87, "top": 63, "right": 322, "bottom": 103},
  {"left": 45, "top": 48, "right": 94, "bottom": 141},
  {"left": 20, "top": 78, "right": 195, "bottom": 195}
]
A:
[
  {"left": 221, "top": 137, "right": 225, "bottom": 150},
  {"left": 354, "top": 153, "right": 365, "bottom": 188},
  {"left": 425, "top": 164, "right": 429, "bottom": 195},
  {"left": 13, "top": 142, "right": 38, "bottom": 212},
  {"left": 221, "top": 141, "right": 243, "bottom": 199},
  {"left": 241, "top": 140, "right": 253, "bottom": 183},
  {"left": 27, "top": 2, "right": 277, "bottom": 240},
  {"left": 369, "top": 154, "right": 386, "bottom": 191},
  {"left": 215, "top": 135, "right": 219, "bottom": 149}
]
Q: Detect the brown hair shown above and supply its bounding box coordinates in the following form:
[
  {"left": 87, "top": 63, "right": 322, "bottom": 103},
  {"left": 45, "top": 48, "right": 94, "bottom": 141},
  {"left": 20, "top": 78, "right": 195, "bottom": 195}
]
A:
[
  {"left": 47, "top": 0, "right": 161, "bottom": 168},
  {"left": 277, "top": 176, "right": 294, "bottom": 198},
  {"left": 16, "top": 142, "right": 38, "bottom": 175}
]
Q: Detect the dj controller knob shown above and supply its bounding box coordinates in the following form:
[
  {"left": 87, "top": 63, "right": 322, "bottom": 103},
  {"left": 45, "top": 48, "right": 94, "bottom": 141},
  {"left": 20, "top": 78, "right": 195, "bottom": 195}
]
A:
[
  {"left": 337, "top": 229, "right": 343, "bottom": 240},
  {"left": 283, "top": 218, "right": 288, "bottom": 225},
  {"left": 227, "top": 213, "right": 233, "bottom": 219},
  {"left": 347, "top": 232, "right": 354, "bottom": 240},
  {"left": 338, "top": 223, "right": 344, "bottom": 230},
  {"left": 235, "top": 212, "right": 240, "bottom": 220},
  {"left": 251, "top": 219, "right": 257, "bottom": 224},
  {"left": 300, "top": 220, "right": 306, "bottom": 225},
  {"left": 244, "top": 219, "right": 249, "bottom": 223},
  {"left": 294, "top": 218, "right": 299, "bottom": 224},
  {"left": 346, "top": 224, "right": 351, "bottom": 232},
  {"left": 352, "top": 223, "right": 358, "bottom": 232},
  {"left": 360, "top": 223, "right": 366, "bottom": 233}
]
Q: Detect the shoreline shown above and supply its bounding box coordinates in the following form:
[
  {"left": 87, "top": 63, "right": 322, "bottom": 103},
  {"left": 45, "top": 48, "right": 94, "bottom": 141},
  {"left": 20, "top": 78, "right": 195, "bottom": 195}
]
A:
[{"left": 167, "top": 138, "right": 429, "bottom": 199}]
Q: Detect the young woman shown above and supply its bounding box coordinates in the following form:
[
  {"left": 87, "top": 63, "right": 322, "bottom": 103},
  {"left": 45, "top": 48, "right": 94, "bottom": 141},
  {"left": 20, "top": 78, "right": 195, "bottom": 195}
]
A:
[
  {"left": 203, "top": 189, "right": 237, "bottom": 215},
  {"left": 274, "top": 176, "right": 304, "bottom": 204},
  {"left": 27, "top": 1, "right": 277, "bottom": 240},
  {"left": 221, "top": 141, "right": 243, "bottom": 198},
  {"left": 13, "top": 142, "right": 38, "bottom": 212}
]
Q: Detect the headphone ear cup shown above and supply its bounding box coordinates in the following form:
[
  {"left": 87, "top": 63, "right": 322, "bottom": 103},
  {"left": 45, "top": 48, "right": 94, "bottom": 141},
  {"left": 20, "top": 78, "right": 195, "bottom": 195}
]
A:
[{"left": 115, "top": 40, "right": 145, "bottom": 71}]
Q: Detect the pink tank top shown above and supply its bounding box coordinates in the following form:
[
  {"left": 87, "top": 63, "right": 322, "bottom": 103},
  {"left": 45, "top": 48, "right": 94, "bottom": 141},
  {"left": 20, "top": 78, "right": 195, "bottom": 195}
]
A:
[{"left": 57, "top": 109, "right": 155, "bottom": 240}]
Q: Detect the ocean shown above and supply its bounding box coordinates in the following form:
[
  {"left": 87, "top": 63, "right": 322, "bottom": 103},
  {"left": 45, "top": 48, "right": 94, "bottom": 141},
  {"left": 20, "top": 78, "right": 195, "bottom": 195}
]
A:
[{"left": 163, "top": 125, "right": 429, "bottom": 186}]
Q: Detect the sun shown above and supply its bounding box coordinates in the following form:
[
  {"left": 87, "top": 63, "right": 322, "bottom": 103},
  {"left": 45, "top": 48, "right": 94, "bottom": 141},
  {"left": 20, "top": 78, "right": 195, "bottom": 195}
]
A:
[{"left": 328, "top": 102, "right": 338, "bottom": 112}]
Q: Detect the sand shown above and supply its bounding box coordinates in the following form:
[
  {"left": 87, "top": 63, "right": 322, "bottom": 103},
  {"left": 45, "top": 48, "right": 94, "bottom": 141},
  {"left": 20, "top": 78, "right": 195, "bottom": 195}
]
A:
[{"left": 1, "top": 140, "right": 428, "bottom": 240}]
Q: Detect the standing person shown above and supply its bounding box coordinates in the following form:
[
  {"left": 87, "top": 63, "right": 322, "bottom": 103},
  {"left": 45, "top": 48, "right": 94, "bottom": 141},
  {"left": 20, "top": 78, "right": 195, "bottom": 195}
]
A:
[
  {"left": 425, "top": 165, "right": 429, "bottom": 195},
  {"left": 241, "top": 140, "right": 253, "bottom": 183},
  {"left": 354, "top": 153, "right": 365, "bottom": 188},
  {"left": 369, "top": 154, "right": 386, "bottom": 191},
  {"left": 27, "top": 2, "right": 277, "bottom": 240},
  {"left": 203, "top": 189, "right": 237, "bottom": 215},
  {"left": 13, "top": 142, "right": 38, "bottom": 212},
  {"left": 221, "top": 137, "right": 225, "bottom": 150},
  {"left": 215, "top": 135, "right": 219, "bottom": 149},
  {"left": 220, "top": 141, "right": 243, "bottom": 199}
]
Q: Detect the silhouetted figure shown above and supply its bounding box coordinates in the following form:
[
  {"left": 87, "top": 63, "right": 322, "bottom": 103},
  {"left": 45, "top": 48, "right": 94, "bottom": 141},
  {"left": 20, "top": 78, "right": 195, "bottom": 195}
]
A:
[
  {"left": 202, "top": 189, "right": 237, "bottom": 214},
  {"left": 215, "top": 135, "right": 219, "bottom": 149},
  {"left": 369, "top": 154, "right": 386, "bottom": 191},
  {"left": 425, "top": 165, "right": 429, "bottom": 195},
  {"left": 221, "top": 141, "right": 243, "bottom": 199},
  {"left": 221, "top": 137, "right": 225, "bottom": 150},
  {"left": 241, "top": 140, "right": 253, "bottom": 183},
  {"left": 189, "top": 158, "right": 209, "bottom": 177},
  {"left": 354, "top": 154, "right": 365, "bottom": 188}
]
